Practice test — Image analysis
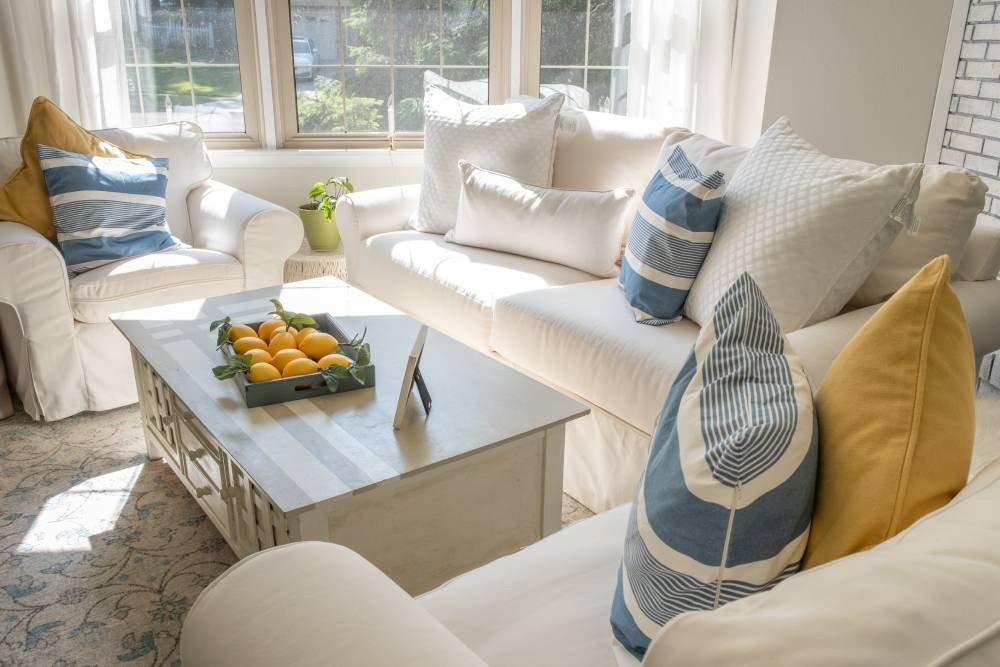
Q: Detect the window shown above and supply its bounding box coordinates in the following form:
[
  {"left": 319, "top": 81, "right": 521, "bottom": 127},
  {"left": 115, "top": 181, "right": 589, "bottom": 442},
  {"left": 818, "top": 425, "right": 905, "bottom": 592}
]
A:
[
  {"left": 120, "top": 0, "right": 261, "bottom": 146},
  {"left": 524, "top": 0, "right": 631, "bottom": 114},
  {"left": 270, "top": 0, "right": 511, "bottom": 148}
]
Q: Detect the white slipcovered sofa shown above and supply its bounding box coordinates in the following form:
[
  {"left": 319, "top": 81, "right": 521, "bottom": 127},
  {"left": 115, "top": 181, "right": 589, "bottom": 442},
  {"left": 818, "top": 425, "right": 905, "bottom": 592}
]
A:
[
  {"left": 335, "top": 110, "right": 1000, "bottom": 512},
  {"left": 181, "top": 454, "right": 1000, "bottom": 666},
  {"left": 0, "top": 122, "right": 303, "bottom": 421}
]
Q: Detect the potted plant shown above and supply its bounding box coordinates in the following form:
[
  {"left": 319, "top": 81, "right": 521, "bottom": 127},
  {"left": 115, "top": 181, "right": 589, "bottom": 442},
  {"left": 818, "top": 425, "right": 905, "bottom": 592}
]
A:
[{"left": 298, "top": 176, "right": 354, "bottom": 251}]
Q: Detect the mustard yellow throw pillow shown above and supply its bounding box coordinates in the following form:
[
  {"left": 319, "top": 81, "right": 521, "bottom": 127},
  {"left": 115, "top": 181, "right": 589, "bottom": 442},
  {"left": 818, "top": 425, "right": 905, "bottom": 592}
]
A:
[
  {"left": 803, "top": 255, "right": 975, "bottom": 569},
  {"left": 0, "top": 97, "right": 144, "bottom": 242}
]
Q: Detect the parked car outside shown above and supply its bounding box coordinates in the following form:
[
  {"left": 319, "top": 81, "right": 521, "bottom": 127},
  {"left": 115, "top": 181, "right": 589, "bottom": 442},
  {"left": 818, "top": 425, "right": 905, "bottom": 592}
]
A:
[{"left": 293, "top": 36, "right": 319, "bottom": 80}]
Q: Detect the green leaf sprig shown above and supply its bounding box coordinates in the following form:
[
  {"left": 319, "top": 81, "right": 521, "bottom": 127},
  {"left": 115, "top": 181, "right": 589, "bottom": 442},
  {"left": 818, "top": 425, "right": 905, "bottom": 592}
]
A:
[
  {"left": 269, "top": 298, "right": 317, "bottom": 331},
  {"left": 344, "top": 327, "right": 367, "bottom": 349},
  {"left": 209, "top": 316, "right": 233, "bottom": 350},
  {"left": 212, "top": 353, "right": 252, "bottom": 380},
  {"left": 319, "top": 329, "right": 372, "bottom": 391}
]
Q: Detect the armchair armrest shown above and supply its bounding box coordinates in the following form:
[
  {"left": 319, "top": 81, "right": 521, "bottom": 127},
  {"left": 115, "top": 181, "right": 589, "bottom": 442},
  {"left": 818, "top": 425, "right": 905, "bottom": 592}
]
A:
[
  {"left": 181, "top": 542, "right": 486, "bottom": 667},
  {"left": 188, "top": 180, "right": 304, "bottom": 289},
  {"left": 0, "top": 222, "right": 88, "bottom": 420},
  {"left": 336, "top": 184, "right": 420, "bottom": 280}
]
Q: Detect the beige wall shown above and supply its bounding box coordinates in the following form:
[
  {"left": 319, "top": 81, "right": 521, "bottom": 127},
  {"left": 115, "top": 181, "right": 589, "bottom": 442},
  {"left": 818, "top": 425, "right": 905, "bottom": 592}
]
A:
[
  {"left": 755, "top": 0, "right": 953, "bottom": 163},
  {"left": 0, "top": 45, "right": 18, "bottom": 137},
  {"left": 727, "top": 0, "right": 777, "bottom": 148}
]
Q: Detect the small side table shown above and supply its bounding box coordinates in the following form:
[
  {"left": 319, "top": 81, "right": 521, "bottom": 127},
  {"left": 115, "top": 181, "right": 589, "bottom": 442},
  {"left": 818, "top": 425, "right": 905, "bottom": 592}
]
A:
[{"left": 283, "top": 242, "right": 348, "bottom": 283}]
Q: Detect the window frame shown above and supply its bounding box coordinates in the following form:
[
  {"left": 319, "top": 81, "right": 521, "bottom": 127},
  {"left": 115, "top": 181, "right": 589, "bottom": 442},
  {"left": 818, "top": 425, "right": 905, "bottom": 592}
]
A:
[
  {"left": 519, "top": 0, "right": 630, "bottom": 113},
  {"left": 120, "top": 0, "right": 264, "bottom": 148},
  {"left": 268, "top": 0, "right": 512, "bottom": 149}
]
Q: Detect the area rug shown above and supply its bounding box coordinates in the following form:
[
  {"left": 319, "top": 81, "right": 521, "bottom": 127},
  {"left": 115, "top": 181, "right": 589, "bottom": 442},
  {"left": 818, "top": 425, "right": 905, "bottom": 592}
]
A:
[
  {"left": 0, "top": 404, "right": 597, "bottom": 666},
  {"left": 0, "top": 406, "right": 234, "bottom": 667},
  {"left": 1, "top": 393, "right": 998, "bottom": 666}
]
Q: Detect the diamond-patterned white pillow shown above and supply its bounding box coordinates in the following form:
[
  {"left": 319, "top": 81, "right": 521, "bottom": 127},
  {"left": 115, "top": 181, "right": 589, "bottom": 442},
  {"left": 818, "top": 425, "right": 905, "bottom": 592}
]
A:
[
  {"left": 411, "top": 77, "right": 564, "bottom": 235},
  {"left": 684, "top": 117, "right": 923, "bottom": 332}
]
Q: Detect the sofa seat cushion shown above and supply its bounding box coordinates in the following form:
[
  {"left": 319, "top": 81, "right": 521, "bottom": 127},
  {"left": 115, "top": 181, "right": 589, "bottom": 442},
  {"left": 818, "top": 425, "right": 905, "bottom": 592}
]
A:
[
  {"left": 419, "top": 504, "right": 633, "bottom": 667},
  {"left": 492, "top": 279, "right": 699, "bottom": 434},
  {"left": 70, "top": 247, "right": 243, "bottom": 323},
  {"left": 356, "top": 230, "right": 596, "bottom": 350}
]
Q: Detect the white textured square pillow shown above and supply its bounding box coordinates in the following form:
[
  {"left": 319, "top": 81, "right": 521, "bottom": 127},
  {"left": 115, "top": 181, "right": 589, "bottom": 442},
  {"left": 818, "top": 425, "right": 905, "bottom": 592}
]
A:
[
  {"left": 412, "top": 79, "right": 564, "bottom": 234},
  {"left": 684, "top": 117, "right": 923, "bottom": 332},
  {"left": 446, "top": 161, "right": 633, "bottom": 277},
  {"left": 849, "top": 166, "right": 987, "bottom": 306}
]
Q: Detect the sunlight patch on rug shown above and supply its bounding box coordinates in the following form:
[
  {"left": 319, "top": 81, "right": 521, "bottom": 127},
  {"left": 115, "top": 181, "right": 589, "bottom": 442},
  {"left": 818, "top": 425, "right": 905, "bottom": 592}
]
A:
[{"left": 18, "top": 464, "right": 143, "bottom": 554}]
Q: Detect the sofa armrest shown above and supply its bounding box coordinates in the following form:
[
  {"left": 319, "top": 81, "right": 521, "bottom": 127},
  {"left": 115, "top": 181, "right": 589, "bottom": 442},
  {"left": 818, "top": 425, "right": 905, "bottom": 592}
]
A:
[
  {"left": 0, "top": 222, "right": 88, "bottom": 420},
  {"left": 188, "top": 180, "right": 304, "bottom": 289},
  {"left": 789, "top": 279, "right": 1000, "bottom": 388},
  {"left": 957, "top": 216, "right": 1000, "bottom": 281},
  {"left": 336, "top": 184, "right": 420, "bottom": 280},
  {"left": 181, "top": 542, "right": 486, "bottom": 667}
]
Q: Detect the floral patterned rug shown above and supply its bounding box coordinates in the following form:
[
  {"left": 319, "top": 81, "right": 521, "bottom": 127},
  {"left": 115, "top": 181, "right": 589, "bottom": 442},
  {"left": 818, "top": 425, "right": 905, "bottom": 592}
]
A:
[
  {"left": 0, "top": 404, "right": 597, "bottom": 666},
  {"left": 0, "top": 406, "right": 235, "bottom": 667}
]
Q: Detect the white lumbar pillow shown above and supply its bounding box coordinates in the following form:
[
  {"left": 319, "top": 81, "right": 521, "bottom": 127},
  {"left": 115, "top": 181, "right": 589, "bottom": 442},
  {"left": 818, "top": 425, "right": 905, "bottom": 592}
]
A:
[
  {"left": 446, "top": 161, "right": 633, "bottom": 277},
  {"left": 849, "top": 165, "right": 987, "bottom": 306},
  {"left": 684, "top": 117, "right": 924, "bottom": 332},
  {"left": 412, "top": 76, "right": 564, "bottom": 235}
]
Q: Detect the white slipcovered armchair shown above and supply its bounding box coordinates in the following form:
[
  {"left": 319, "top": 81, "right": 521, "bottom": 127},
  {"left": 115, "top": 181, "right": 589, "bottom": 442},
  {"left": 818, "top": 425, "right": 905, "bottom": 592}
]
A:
[{"left": 0, "top": 122, "right": 303, "bottom": 421}]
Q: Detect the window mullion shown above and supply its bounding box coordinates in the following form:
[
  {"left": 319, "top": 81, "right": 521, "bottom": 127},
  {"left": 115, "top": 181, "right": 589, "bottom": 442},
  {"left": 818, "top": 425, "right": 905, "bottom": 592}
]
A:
[
  {"left": 123, "top": 0, "right": 145, "bottom": 119},
  {"left": 388, "top": 0, "right": 397, "bottom": 147},
  {"left": 519, "top": 0, "right": 542, "bottom": 97},
  {"left": 179, "top": 0, "right": 198, "bottom": 122},
  {"left": 338, "top": 4, "right": 348, "bottom": 134},
  {"left": 582, "top": 0, "right": 592, "bottom": 93}
]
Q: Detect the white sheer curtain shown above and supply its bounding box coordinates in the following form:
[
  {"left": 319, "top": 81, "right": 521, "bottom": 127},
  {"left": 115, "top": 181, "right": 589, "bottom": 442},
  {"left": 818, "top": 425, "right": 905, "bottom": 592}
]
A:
[
  {"left": 627, "top": 0, "right": 738, "bottom": 141},
  {"left": 0, "top": 0, "right": 130, "bottom": 135}
]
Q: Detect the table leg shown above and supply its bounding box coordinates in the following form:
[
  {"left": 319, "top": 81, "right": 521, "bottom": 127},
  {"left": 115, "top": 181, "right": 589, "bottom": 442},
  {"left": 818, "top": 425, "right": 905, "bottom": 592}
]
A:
[
  {"left": 130, "top": 347, "right": 163, "bottom": 461},
  {"left": 541, "top": 424, "right": 566, "bottom": 538}
]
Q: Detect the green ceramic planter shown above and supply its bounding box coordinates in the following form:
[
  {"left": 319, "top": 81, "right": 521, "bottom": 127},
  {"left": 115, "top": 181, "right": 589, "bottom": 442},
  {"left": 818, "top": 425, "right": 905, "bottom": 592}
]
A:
[{"left": 299, "top": 206, "right": 341, "bottom": 251}]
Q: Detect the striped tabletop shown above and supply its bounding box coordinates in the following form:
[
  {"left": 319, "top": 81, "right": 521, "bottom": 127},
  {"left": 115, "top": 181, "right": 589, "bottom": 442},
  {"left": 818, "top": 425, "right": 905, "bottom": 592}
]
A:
[{"left": 111, "top": 277, "right": 588, "bottom": 515}]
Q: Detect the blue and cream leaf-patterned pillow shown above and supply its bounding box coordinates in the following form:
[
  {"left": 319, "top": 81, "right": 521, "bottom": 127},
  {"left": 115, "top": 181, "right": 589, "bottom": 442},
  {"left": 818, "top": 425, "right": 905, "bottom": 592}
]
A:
[
  {"left": 37, "top": 144, "right": 181, "bottom": 277},
  {"left": 618, "top": 137, "right": 730, "bottom": 325},
  {"left": 610, "top": 272, "right": 818, "bottom": 660}
]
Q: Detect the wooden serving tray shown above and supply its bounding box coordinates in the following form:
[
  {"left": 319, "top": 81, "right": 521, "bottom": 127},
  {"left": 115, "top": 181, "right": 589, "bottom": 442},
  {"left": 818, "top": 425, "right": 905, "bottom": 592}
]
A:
[{"left": 221, "top": 312, "right": 375, "bottom": 408}]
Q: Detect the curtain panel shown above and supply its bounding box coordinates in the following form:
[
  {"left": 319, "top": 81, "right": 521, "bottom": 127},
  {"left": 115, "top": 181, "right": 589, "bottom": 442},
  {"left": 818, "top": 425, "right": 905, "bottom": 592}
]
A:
[
  {"left": 0, "top": 0, "right": 130, "bottom": 135},
  {"left": 627, "top": 0, "right": 738, "bottom": 142}
]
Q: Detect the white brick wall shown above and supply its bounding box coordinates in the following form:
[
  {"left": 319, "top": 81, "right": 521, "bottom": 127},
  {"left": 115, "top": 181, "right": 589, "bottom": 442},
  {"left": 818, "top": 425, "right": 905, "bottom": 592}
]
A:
[{"left": 942, "top": 0, "right": 1000, "bottom": 219}]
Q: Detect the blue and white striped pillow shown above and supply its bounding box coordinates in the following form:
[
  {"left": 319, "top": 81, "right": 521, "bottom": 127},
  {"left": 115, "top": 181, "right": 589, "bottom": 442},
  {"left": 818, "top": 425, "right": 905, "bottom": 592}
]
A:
[
  {"left": 610, "top": 273, "right": 818, "bottom": 660},
  {"left": 618, "top": 140, "right": 727, "bottom": 325},
  {"left": 37, "top": 144, "right": 181, "bottom": 277}
]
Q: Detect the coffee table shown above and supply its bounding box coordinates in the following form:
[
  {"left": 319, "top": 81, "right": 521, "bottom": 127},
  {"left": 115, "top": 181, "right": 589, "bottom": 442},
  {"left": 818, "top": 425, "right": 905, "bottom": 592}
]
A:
[{"left": 111, "top": 277, "right": 588, "bottom": 594}]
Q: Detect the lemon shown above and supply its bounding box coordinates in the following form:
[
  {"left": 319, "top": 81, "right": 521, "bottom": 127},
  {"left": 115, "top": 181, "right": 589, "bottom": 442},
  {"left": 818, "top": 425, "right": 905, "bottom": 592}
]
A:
[
  {"left": 272, "top": 325, "right": 298, "bottom": 339},
  {"left": 228, "top": 323, "right": 257, "bottom": 342},
  {"left": 244, "top": 348, "right": 273, "bottom": 365},
  {"left": 268, "top": 331, "right": 298, "bottom": 356},
  {"left": 271, "top": 348, "right": 306, "bottom": 372},
  {"left": 248, "top": 362, "right": 281, "bottom": 383},
  {"left": 299, "top": 332, "right": 339, "bottom": 360},
  {"left": 233, "top": 336, "right": 268, "bottom": 354},
  {"left": 258, "top": 318, "right": 285, "bottom": 342},
  {"left": 317, "top": 353, "right": 352, "bottom": 369},
  {"left": 282, "top": 357, "right": 319, "bottom": 378},
  {"left": 294, "top": 327, "right": 318, "bottom": 345}
]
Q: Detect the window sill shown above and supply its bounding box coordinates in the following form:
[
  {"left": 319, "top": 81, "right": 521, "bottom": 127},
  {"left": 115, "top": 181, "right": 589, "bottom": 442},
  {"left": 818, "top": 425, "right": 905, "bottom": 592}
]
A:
[{"left": 208, "top": 147, "right": 424, "bottom": 170}]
